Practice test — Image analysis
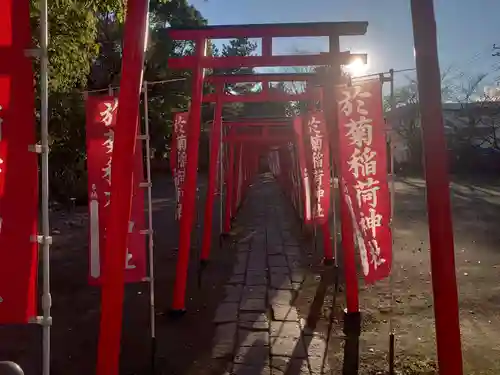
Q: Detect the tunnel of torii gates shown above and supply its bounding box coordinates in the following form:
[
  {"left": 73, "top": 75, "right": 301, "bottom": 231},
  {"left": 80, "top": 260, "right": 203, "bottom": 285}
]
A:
[
  {"left": 195, "top": 75, "right": 336, "bottom": 276},
  {"left": 0, "top": 1, "right": 464, "bottom": 375},
  {"left": 166, "top": 22, "right": 370, "bottom": 318},
  {"left": 105, "top": 15, "right": 462, "bottom": 375}
]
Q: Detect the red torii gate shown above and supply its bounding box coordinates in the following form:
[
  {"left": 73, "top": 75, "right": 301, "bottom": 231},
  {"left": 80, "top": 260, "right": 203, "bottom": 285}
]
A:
[
  {"left": 221, "top": 122, "right": 295, "bottom": 234},
  {"left": 199, "top": 73, "right": 326, "bottom": 269}
]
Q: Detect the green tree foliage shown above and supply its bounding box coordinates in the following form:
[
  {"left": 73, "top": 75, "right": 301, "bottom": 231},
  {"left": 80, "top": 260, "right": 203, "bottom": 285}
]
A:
[
  {"left": 37, "top": 0, "right": 263, "bottom": 202},
  {"left": 142, "top": 0, "right": 208, "bottom": 159},
  {"left": 29, "top": 0, "right": 125, "bottom": 202},
  {"left": 30, "top": 0, "right": 125, "bottom": 92},
  {"left": 211, "top": 37, "right": 259, "bottom": 120}
]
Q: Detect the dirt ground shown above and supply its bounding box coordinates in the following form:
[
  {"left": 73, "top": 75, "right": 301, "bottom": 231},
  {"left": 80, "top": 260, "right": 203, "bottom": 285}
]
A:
[
  {"left": 0, "top": 174, "right": 238, "bottom": 375},
  {"left": 352, "top": 178, "right": 500, "bottom": 374},
  {"left": 280, "top": 176, "right": 500, "bottom": 375},
  {"left": 1, "top": 174, "right": 500, "bottom": 375}
]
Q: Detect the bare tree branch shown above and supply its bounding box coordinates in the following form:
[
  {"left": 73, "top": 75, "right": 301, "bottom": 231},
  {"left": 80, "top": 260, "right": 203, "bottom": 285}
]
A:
[{"left": 493, "top": 44, "right": 500, "bottom": 57}]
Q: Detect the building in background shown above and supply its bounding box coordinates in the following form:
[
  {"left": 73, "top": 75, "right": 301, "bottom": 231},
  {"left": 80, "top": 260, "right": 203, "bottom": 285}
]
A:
[{"left": 387, "top": 100, "right": 500, "bottom": 173}]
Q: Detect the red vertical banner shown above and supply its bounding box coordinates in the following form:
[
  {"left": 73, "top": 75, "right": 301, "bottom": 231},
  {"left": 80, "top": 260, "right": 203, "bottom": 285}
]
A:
[
  {"left": 236, "top": 144, "right": 243, "bottom": 209},
  {"left": 224, "top": 144, "right": 235, "bottom": 233},
  {"left": 336, "top": 80, "right": 392, "bottom": 284},
  {"left": 268, "top": 151, "right": 274, "bottom": 175},
  {"left": 0, "top": 0, "right": 39, "bottom": 324},
  {"left": 275, "top": 149, "right": 281, "bottom": 176},
  {"left": 277, "top": 148, "right": 287, "bottom": 196},
  {"left": 268, "top": 149, "right": 280, "bottom": 177},
  {"left": 170, "top": 132, "right": 177, "bottom": 175},
  {"left": 280, "top": 146, "right": 294, "bottom": 201},
  {"left": 287, "top": 144, "right": 300, "bottom": 212},
  {"left": 293, "top": 117, "right": 313, "bottom": 224},
  {"left": 201, "top": 110, "right": 222, "bottom": 262},
  {"left": 231, "top": 144, "right": 240, "bottom": 214},
  {"left": 86, "top": 95, "right": 146, "bottom": 284},
  {"left": 172, "top": 112, "right": 189, "bottom": 220}
]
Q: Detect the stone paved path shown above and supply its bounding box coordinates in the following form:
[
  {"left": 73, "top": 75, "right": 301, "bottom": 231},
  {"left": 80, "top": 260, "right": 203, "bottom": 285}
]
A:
[{"left": 211, "top": 175, "right": 334, "bottom": 375}]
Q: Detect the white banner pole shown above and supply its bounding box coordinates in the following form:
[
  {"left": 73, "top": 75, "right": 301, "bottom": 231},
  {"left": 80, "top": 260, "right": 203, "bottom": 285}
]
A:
[
  {"left": 142, "top": 81, "right": 157, "bottom": 370},
  {"left": 39, "top": 1, "right": 52, "bottom": 375}
]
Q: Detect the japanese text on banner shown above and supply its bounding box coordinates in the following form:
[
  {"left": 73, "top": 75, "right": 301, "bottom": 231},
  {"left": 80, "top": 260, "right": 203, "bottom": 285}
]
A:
[
  {"left": 0, "top": 104, "right": 4, "bottom": 204},
  {"left": 292, "top": 116, "right": 313, "bottom": 224},
  {"left": 337, "top": 80, "right": 392, "bottom": 284},
  {"left": 85, "top": 96, "right": 146, "bottom": 284},
  {"left": 306, "top": 112, "right": 330, "bottom": 224},
  {"left": 173, "top": 112, "right": 189, "bottom": 219},
  {"left": 101, "top": 99, "right": 118, "bottom": 207}
]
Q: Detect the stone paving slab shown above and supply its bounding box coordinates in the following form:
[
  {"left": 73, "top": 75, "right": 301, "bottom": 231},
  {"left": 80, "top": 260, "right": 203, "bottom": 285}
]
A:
[
  {"left": 270, "top": 321, "right": 302, "bottom": 338},
  {"left": 238, "top": 313, "right": 270, "bottom": 331},
  {"left": 298, "top": 319, "right": 317, "bottom": 337},
  {"left": 233, "top": 261, "right": 248, "bottom": 275},
  {"left": 224, "top": 285, "right": 243, "bottom": 303},
  {"left": 240, "top": 298, "right": 266, "bottom": 312},
  {"left": 267, "top": 239, "right": 282, "bottom": 246},
  {"left": 238, "top": 322, "right": 269, "bottom": 331},
  {"left": 269, "top": 266, "right": 289, "bottom": 275},
  {"left": 247, "top": 263, "right": 267, "bottom": 271},
  {"left": 271, "top": 304, "right": 300, "bottom": 322},
  {"left": 234, "top": 345, "right": 270, "bottom": 364},
  {"left": 237, "top": 244, "right": 250, "bottom": 252},
  {"left": 290, "top": 271, "right": 306, "bottom": 283},
  {"left": 238, "top": 330, "right": 270, "bottom": 347},
  {"left": 270, "top": 275, "right": 294, "bottom": 290},
  {"left": 231, "top": 364, "right": 271, "bottom": 375},
  {"left": 287, "top": 258, "right": 302, "bottom": 269},
  {"left": 268, "top": 290, "right": 294, "bottom": 305},
  {"left": 214, "top": 303, "right": 239, "bottom": 323},
  {"left": 228, "top": 274, "right": 245, "bottom": 284},
  {"left": 237, "top": 253, "right": 248, "bottom": 263},
  {"left": 268, "top": 255, "right": 288, "bottom": 267},
  {"left": 212, "top": 323, "right": 237, "bottom": 358},
  {"left": 270, "top": 357, "right": 310, "bottom": 375},
  {"left": 215, "top": 323, "right": 237, "bottom": 342},
  {"left": 284, "top": 245, "right": 301, "bottom": 254},
  {"left": 246, "top": 273, "right": 268, "bottom": 286},
  {"left": 270, "top": 337, "right": 307, "bottom": 358},
  {"left": 267, "top": 245, "right": 284, "bottom": 255},
  {"left": 242, "top": 285, "right": 267, "bottom": 299}
]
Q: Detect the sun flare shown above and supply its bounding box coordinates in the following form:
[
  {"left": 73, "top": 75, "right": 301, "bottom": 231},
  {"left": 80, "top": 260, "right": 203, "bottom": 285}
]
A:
[{"left": 346, "top": 57, "right": 368, "bottom": 77}]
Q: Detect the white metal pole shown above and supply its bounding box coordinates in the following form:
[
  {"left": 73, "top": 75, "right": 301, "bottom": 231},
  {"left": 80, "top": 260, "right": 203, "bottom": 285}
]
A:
[
  {"left": 332, "top": 174, "right": 338, "bottom": 266},
  {"left": 142, "top": 81, "right": 157, "bottom": 358},
  {"left": 384, "top": 69, "right": 397, "bottom": 375},
  {"left": 40, "top": 1, "right": 52, "bottom": 375},
  {"left": 388, "top": 69, "right": 396, "bottom": 334},
  {"left": 293, "top": 147, "right": 302, "bottom": 221},
  {"left": 292, "top": 145, "right": 303, "bottom": 222},
  {"left": 219, "top": 126, "right": 225, "bottom": 234}
]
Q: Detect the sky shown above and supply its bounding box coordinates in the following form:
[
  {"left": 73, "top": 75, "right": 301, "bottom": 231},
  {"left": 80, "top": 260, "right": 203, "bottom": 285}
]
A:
[{"left": 187, "top": 0, "right": 500, "bottom": 95}]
